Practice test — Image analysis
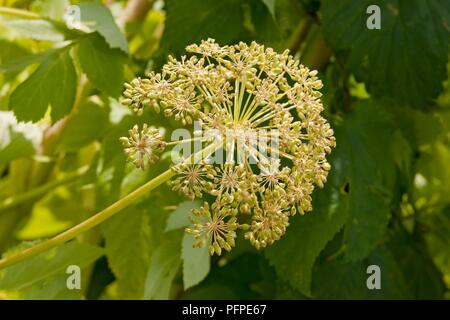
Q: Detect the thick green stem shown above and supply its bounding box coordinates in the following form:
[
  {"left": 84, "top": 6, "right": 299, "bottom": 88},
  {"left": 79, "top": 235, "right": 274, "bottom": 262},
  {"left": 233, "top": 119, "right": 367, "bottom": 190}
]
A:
[
  {"left": 0, "top": 166, "right": 89, "bottom": 212},
  {"left": 0, "top": 141, "right": 221, "bottom": 270}
]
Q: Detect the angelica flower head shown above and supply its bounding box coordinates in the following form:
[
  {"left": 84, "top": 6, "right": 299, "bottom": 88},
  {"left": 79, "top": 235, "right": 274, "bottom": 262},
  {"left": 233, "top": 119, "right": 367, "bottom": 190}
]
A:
[
  {"left": 119, "top": 124, "right": 166, "bottom": 170},
  {"left": 121, "top": 39, "right": 336, "bottom": 255}
]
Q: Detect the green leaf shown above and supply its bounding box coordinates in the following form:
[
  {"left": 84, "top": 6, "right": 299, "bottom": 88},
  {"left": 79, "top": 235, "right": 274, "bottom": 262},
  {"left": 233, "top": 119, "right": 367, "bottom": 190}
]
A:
[
  {"left": 336, "top": 102, "right": 396, "bottom": 261},
  {"left": 6, "top": 19, "right": 66, "bottom": 42},
  {"left": 0, "top": 48, "right": 60, "bottom": 73},
  {"left": 261, "top": 0, "right": 276, "bottom": 18},
  {"left": 21, "top": 275, "right": 84, "bottom": 300},
  {"left": 388, "top": 228, "right": 445, "bottom": 299},
  {"left": 0, "top": 242, "right": 103, "bottom": 296},
  {"left": 101, "top": 207, "right": 152, "bottom": 299},
  {"left": 321, "top": 0, "right": 450, "bottom": 108},
  {"left": 312, "top": 251, "right": 410, "bottom": 299},
  {"left": 0, "top": 40, "right": 30, "bottom": 79},
  {"left": 266, "top": 102, "right": 397, "bottom": 295},
  {"left": 77, "top": 33, "right": 125, "bottom": 97},
  {"left": 265, "top": 182, "right": 348, "bottom": 296},
  {"left": 246, "top": 0, "right": 281, "bottom": 46},
  {"left": 312, "top": 228, "right": 445, "bottom": 299},
  {"left": 182, "top": 233, "right": 210, "bottom": 290},
  {"left": 421, "top": 206, "right": 450, "bottom": 291},
  {"left": 165, "top": 200, "right": 201, "bottom": 232},
  {"left": 183, "top": 253, "right": 275, "bottom": 299},
  {"left": 160, "top": 0, "right": 245, "bottom": 55},
  {"left": 60, "top": 100, "right": 110, "bottom": 151},
  {"left": 79, "top": 2, "right": 128, "bottom": 53},
  {"left": 9, "top": 49, "right": 77, "bottom": 122},
  {"left": 16, "top": 185, "right": 83, "bottom": 240},
  {"left": 144, "top": 232, "right": 182, "bottom": 300}
]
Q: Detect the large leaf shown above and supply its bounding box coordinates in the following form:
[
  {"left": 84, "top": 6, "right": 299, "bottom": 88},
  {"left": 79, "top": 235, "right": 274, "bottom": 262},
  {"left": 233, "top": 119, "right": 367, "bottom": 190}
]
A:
[
  {"left": 0, "top": 242, "right": 103, "bottom": 299},
  {"left": 336, "top": 102, "right": 396, "bottom": 261},
  {"left": 164, "top": 201, "right": 210, "bottom": 290},
  {"left": 101, "top": 207, "right": 152, "bottom": 299},
  {"left": 144, "top": 232, "right": 182, "bottom": 300},
  {"left": 77, "top": 33, "right": 126, "bottom": 97},
  {"left": 321, "top": 0, "right": 450, "bottom": 108},
  {"left": 165, "top": 200, "right": 201, "bottom": 232},
  {"left": 79, "top": 2, "right": 128, "bottom": 53},
  {"left": 9, "top": 49, "right": 77, "bottom": 122},
  {"left": 182, "top": 234, "right": 210, "bottom": 290},
  {"left": 183, "top": 253, "right": 276, "bottom": 300},
  {"left": 312, "top": 228, "right": 445, "bottom": 299},
  {"left": 265, "top": 180, "right": 348, "bottom": 295},
  {"left": 266, "top": 102, "right": 397, "bottom": 295}
]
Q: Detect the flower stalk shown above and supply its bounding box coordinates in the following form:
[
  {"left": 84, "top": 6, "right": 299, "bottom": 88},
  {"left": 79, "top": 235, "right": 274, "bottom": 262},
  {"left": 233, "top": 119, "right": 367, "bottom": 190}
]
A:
[{"left": 0, "top": 142, "right": 221, "bottom": 270}]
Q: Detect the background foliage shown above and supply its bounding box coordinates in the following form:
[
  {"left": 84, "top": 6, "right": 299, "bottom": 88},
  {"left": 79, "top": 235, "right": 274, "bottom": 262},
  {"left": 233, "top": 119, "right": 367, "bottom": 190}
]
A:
[{"left": 0, "top": 0, "right": 449, "bottom": 300}]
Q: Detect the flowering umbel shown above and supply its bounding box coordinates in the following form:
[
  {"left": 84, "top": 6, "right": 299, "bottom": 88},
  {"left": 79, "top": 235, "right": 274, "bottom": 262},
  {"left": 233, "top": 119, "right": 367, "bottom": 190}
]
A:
[{"left": 121, "top": 39, "right": 336, "bottom": 255}]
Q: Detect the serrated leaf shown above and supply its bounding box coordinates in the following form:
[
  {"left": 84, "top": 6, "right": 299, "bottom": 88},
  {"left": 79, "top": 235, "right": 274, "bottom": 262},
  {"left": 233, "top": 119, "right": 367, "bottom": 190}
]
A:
[
  {"left": 9, "top": 49, "right": 77, "bottom": 122},
  {"left": 0, "top": 242, "right": 103, "bottom": 294},
  {"left": 101, "top": 207, "right": 152, "bottom": 299},
  {"left": 321, "top": 0, "right": 450, "bottom": 108},
  {"left": 144, "top": 232, "right": 182, "bottom": 300},
  {"left": 265, "top": 183, "right": 348, "bottom": 296},
  {"left": 336, "top": 102, "right": 396, "bottom": 261},
  {"left": 266, "top": 102, "right": 397, "bottom": 295},
  {"left": 79, "top": 2, "right": 128, "bottom": 53},
  {"left": 77, "top": 33, "right": 125, "bottom": 97},
  {"left": 165, "top": 200, "right": 201, "bottom": 232},
  {"left": 182, "top": 233, "right": 210, "bottom": 290},
  {"left": 312, "top": 227, "right": 445, "bottom": 299}
]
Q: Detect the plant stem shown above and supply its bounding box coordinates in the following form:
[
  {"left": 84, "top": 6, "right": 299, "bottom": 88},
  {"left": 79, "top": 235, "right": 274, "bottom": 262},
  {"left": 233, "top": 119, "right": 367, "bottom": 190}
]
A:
[
  {"left": 0, "top": 168, "right": 175, "bottom": 270},
  {"left": 285, "top": 17, "right": 313, "bottom": 55},
  {"left": 0, "top": 166, "right": 89, "bottom": 213},
  {"left": 0, "top": 141, "right": 221, "bottom": 270},
  {"left": 0, "top": 7, "right": 40, "bottom": 19}
]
